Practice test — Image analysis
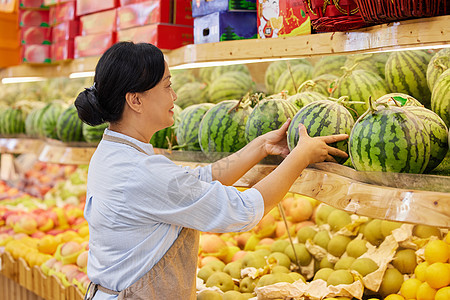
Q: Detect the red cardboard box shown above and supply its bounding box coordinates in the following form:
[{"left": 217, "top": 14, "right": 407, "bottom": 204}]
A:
[
  {"left": 174, "top": 0, "right": 193, "bottom": 25},
  {"left": 80, "top": 9, "right": 116, "bottom": 35},
  {"left": 117, "top": 23, "right": 193, "bottom": 50},
  {"left": 75, "top": 32, "right": 116, "bottom": 58},
  {"left": 77, "top": 0, "right": 119, "bottom": 16},
  {"left": 22, "top": 44, "right": 51, "bottom": 63},
  {"left": 117, "top": 1, "right": 170, "bottom": 30},
  {"left": 119, "top": 0, "right": 146, "bottom": 5},
  {"left": 50, "top": 1, "right": 76, "bottom": 25},
  {"left": 21, "top": 26, "right": 52, "bottom": 44},
  {"left": 20, "top": 0, "right": 48, "bottom": 9},
  {"left": 257, "top": 0, "right": 310, "bottom": 39},
  {"left": 43, "top": 0, "right": 57, "bottom": 6},
  {"left": 52, "top": 20, "right": 79, "bottom": 42},
  {"left": 19, "top": 9, "right": 50, "bottom": 27},
  {"left": 51, "top": 39, "right": 74, "bottom": 60}
]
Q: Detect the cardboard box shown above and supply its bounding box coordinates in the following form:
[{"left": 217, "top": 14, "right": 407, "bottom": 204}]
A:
[
  {"left": 19, "top": 9, "right": 50, "bottom": 27},
  {"left": 117, "top": 23, "right": 193, "bottom": 50},
  {"left": 21, "top": 26, "right": 51, "bottom": 44},
  {"left": 49, "top": 1, "right": 76, "bottom": 25},
  {"left": 44, "top": 0, "right": 57, "bottom": 6},
  {"left": 80, "top": 9, "right": 116, "bottom": 35},
  {"left": 257, "top": 0, "right": 310, "bottom": 38},
  {"left": 77, "top": 0, "right": 119, "bottom": 16},
  {"left": 194, "top": 11, "right": 256, "bottom": 44},
  {"left": 51, "top": 39, "right": 74, "bottom": 60},
  {"left": 192, "top": 0, "right": 256, "bottom": 17},
  {"left": 22, "top": 44, "right": 51, "bottom": 63},
  {"left": 117, "top": 1, "right": 170, "bottom": 30},
  {"left": 75, "top": 32, "right": 116, "bottom": 58},
  {"left": 52, "top": 20, "right": 79, "bottom": 42},
  {"left": 119, "top": 0, "right": 147, "bottom": 5},
  {"left": 20, "top": 0, "right": 48, "bottom": 9},
  {"left": 0, "top": 11, "right": 21, "bottom": 68},
  {"left": 174, "top": 0, "right": 193, "bottom": 25}
]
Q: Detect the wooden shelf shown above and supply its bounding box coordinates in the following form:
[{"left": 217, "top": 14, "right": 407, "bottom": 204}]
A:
[
  {"left": 0, "top": 138, "right": 44, "bottom": 154},
  {"left": 0, "top": 16, "right": 448, "bottom": 79}
]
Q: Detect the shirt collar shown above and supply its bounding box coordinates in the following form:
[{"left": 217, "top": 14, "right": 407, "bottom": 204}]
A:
[{"left": 103, "top": 128, "right": 155, "bottom": 155}]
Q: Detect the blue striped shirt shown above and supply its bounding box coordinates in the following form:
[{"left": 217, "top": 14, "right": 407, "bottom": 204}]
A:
[{"left": 85, "top": 129, "right": 264, "bottom": 299}]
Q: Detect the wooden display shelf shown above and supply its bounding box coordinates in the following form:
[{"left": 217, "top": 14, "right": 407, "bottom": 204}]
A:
[
  {"left": 0, "top": 138, "right": 44, "bottom": 154},
  {"left": 0, "top": 16, "right": 448, "bottom": 79},
  {"left": 0, "top": 252, "right": 84, "bottom": 300}
]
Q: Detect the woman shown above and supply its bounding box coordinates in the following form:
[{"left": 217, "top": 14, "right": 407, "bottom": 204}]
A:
[{"left": 75, "top": 42, "right": 348, "bottom": 300}]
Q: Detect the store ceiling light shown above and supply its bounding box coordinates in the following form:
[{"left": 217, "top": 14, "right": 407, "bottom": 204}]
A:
[
  {"left": 2, "top": 77, "right": 46, "bottom": 84},
  {"left": 69, "top": 71, "right": 95, "bottom": 79},
  {"left": 169, "top": 57, "right": 298, "bottom": 70}
]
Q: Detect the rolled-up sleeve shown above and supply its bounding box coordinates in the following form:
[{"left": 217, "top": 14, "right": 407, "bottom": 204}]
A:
[{"left": 125, "top": 155, "right": 264, "bottom": 233}]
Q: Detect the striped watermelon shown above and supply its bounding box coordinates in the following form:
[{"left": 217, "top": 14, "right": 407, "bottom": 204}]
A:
[
  {"left": 385, "top": 50, "right": 433, "bottom": 108},
  {"left": 344, "top": 53, "right": 389, "bottom": 79},
  {"left": 288, "top": 90, "right": 324, "bottom": 110},
  {"left": 265, "top": 59, "right": 312, "bottom": 95},
  {"left": 210, "top": 65, "right": 251, "bottom": 82},
  {"left": 0, "top": 107, "right": 26, "bottom": 136},
  {"left": 331, "top": 69, "right": 388, "bottom": 105},
  {"left": 176, "top": 82, "right": 209, "bottom": 109},
  {"left": 29, "top": 103, "right": 52, "bottom": 138},
  {"left": 82, "top": 122, "right": 109, "bottom": 144},
  {"left": 312, "top": 55, "right": 346, "bottom": 78},
  {"left": 171, "top": 71, "right": 197, "bottom": 93},
  {"left": 287, "top": 100, "right": 354, "bottom": 163},
  {"left": 208, "top": 71, "right": 255, "bottom": 104},
  {"left": 274, "top": 63, "right": 313, "bottom": 95},
  {"left": 311, "top": 74, "right": 339, "bottom": 96},
  {"left": 198, "top": 67, "right": 215, "bottom": 84},
  {"left": 25, "top": 108, "right": 41, "bottom": 137},
  {"left": 426, "top": 48, "right": 450, "bottom": 91},
  {"left": 431, "top": 69, "right": 450, "bottom": 127},
  {"left": 375, "top": 92, "right": 422, "bottom": 107},
  {"left": 199, "top": 100, "right": 252, "bottom": 153},
  {"left": 175, "top": 103, "right": 214, "bottom": 151},
  {"left": 349, "top": 101, "right": 430, "bottom": 174},
  {"left": 56, "top": 105, "right": 84, "bottom": 142},
  {"left": 42, "top": 101, "right": 67, "bottom": 139},
  {"left": 150, "top": 104, "right": 182, "bottom": 148},
  {"left": 245, "top": 98, "right": 297, "bottom": 142},
  {"left": 402, "top": 106, "right": 448, "bottom": 172}
]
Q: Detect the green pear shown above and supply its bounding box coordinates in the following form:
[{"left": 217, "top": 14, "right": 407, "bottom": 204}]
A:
[
  {"left": 319, "top": 256, "right": 335, "bottom": 269},
  {"left": 205, "top": 260, "right": 226, "bottom": 271},
  {"left": 223, "top": 261, "right": 243, "bottom": 279},
  {"left": 327, "top": 210, "right": 352, "bottom": 231},
  {"left": 313, "top": 230, "right": 331, "bottom": 249},
  {"left": 256, "top": 273, "right": 294, "bottom": 287},
  {"left": 378, "top": 268, "right": 404, "bottom": 297},
  {"left": 334, "top": 257, "right": 356, "bottom": 270},
  {"left": 272, "top": 265, "right": 290, "bottom": 273},
  {"left": 350, "top": 257, "right": 378, "bottom": 276},
  {"left": 364, "top": 219, "right": 384, "bottom": 246},
  {"left": 206, "top": 271, "right": 235, "bottom": 292},
  {"left": 284, "top": 243, "right": 312, "bottom": 266},
  {"left": 380, "top": 220, "right": 402, "bottom": 237},
  {"left": 241, "top": 293, "right": 255, "bottom": 299},
  {"left": 270, "top": 239, "right": 290, "bottom": 253},
  {"left": 288, "top": 272, "right": 305, "bottom": 282},
  {"left": 239, "top": 277, "right": 259, "bottom": 293},
  {"left": 296, "top": 226, "right": 317, "bottom": 243},
  {"left": 392, "top": 249, "right": 417, "bottom": 274},
  {"left": 254, "top": 248, "right": 271, "bottom": 259},
  {"left": 327, "top": 269, "right": 354, "bottom": 286},
  {"left": 197, "top": 265, "right": 215, "bottom": 282},
  {"left": 327, "top": 235, "right": 351, "bottom": 257},
  {"left": 267, "top": 252, "right": 291, "bottom": 268},
  {"left": 412, "top": 224, "right": 442, "bottom": 239},
  {"left": 313, "top": 267, "right": 334, "bottom": 281},
  {"left": 223, "top": 290, "right": 246, "bottom": 300},
  {"left": 197, "top": 289, "right": 222, "bottom": 300},
  {"left": 315, "top": 205, "right": 336, "bottom": 225},
  {"left": 241, "top": 252, "right": 266, "bottom": 269},
  {"left": 346, "top": 239, "right": 368, "bottom": 258}
]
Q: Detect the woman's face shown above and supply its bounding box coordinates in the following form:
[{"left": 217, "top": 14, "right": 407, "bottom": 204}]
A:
[{"left": 137, "top": 62, "right": 177, "bottom": 132}]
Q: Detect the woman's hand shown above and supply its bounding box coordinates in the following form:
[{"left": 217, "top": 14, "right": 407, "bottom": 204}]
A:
[{"left": 260, "top": 119, "right": 292, "bottom": 157}]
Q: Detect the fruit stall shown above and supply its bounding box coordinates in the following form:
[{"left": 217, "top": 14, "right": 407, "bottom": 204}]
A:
[{"left": 1, "top": 0, "right": 450, "bottom": 299}]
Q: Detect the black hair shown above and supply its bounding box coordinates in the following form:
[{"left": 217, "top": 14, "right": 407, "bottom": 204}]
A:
[{"left": 75, "top": 42, "right": 165, "bottom": 126}]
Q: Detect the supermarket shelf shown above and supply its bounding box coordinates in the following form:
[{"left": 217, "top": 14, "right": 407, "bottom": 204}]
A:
[
  {"left": 0, "top": 138, "right": 44, "bottom": 154},
  {"left": 0, "top": 16, "right": 449, "bottom": 79}
]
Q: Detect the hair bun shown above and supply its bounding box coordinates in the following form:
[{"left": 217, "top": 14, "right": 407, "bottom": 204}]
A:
[{"left": 75, "top": 83, "right": 106, "bottom": 126}]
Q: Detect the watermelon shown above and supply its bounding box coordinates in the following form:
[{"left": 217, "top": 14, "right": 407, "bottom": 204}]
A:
[
  {"left": 287, "top": 100, "right": 354, "bottom": 163},
  {"left": 375, "top": 92, "right": 422, "bottom": 107},
  {"left": 349, "top": 100, "right": 430, "bottom": 174},
  {"left": 311, "top": 74, "right": 339, "bottom": 96},
  {"left": 150, "top": 104, "right": 182, "bottom": 148},
  {"left": 199, "top": 100, "right": 252, "bottom": 153},
  {"left": 426, "top": 48, "right": 450, "bottom": 91},
  {"left": 245, "top": 97, "right": 297, "bottom": 142},
  {"left": 198, "top": 67, "right": 215, "bottom": 84},
  {"left": 431, "top": 69, "right": 450, "bottom": 128},
  {"left": 25, "top": 108, "right": 41, "bottom": 137},
  {"left": 385, "top": 50, "right": 433, "bottom": 108},
  {"left": 210, "top": 65, "right": 251, "bottom": 82},
  {"left": 42, "top": 101, "right": 67, "bottom": 139},
  {"left": 175, "top": 103, "right": 214, "bottom": 151},
  {"left": 402, "top": 106, "right": 448, "bottom": 172},
  {"left": 175, "top": 82, "right": 209, "bottom": 109},
  {"left": 82, "top": 122, "right": 109, "bottom": 144},
  {"left": 56, "top": 105, "right": 84, "bottom": 142},
  {"left": 288, "top": 90, "right": 324, "bottom": 110},
  {"left": 265, "top": 59, "right": 312, "bottom": 95},
  {"left": 208, "top": 71, "right": 255, "bottom": 104},
  {"left": 171, "top": 72, "right": 197, "bottom": 93},
  {"left": 312, "top": 55, "right": 346, "bottom": 78},
  {"left": 0, "top": 107, "right": 26, "bottom": 136},
  {"left": 30, "top": 103, "right": 52, "bottom": 138},
  {"left": 344, "top": 53, "right": 389, "bottom": 79},
  {"left": 331, "top": 69, "right": 388, "bottom": 105},
  {"left": 273, "top": 63, "right": 313, "bottom": 95}
]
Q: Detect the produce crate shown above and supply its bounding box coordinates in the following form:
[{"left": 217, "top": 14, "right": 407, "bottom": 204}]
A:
[
  {"left": 0, "top": 251, "right": 84, "bottom": 300},
  {"left": 355, "top": 0, "right": 448, "bottom": 24}
]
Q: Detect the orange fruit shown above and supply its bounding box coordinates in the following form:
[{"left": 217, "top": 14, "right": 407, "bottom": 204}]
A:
[
  {"left": 425, "top": 262, "right": 450, "bottom": 289},
  {"left": 424, "top": 240, "right": 449, "bottom": 264},
  {"left": 400, "top": 278, "right": 422, "bottom": 299},
  {"left": 416, "top": 282, "right": 437, "bottom": 300}
]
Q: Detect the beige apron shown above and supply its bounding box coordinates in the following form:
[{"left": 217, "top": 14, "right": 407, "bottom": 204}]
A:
[{"left": 85, "top": 134, "right": 200, "bottom": 300}]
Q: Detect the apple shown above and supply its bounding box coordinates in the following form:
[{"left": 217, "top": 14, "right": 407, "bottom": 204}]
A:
[
  {"left": 252, "top": 213, "right": 277, "bottom": 239},
  {"left": 286, "top": 196, "right": 313, "bottom": 222},
  {"left": 61, "top": 241, "right": 83, "bottom": 256},
  {"left": 326, "top": 270, "right": 354, "bottom": 286},
  {"left": 295, "top": 221, "right": 315, "bottom": 232},
  {"left": 200, "top": 234, "right": 229, "bottom": 260},
  {"left": 327, "top": 235, "right": 351, "bottom": 257},
  {"left": 77, "top": 251, "right": 88, "bottom": 269},
  {"left": 274, "top": 220, "right": 294, "bottom": 239},
  {"left": 232, "top": 250, "right": 247, "bottom": 262},
  {"left": 13, "top": 215, "right": 38, "bottom": 235},
  {"left": 199, "top": 255, "right": 221, "bottom": 268},
  {"left": 235, "top": 232, "right": 252, "bottom": 249},
  {"left": 350, "top": 258, "right": 378, "bottom": 276},
  {"left": 206, "top": 271, "right": 235, "bottom": 292}
]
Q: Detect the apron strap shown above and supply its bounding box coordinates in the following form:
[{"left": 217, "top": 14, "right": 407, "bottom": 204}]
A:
[{"left": 102, "top": 134, "right": 147, "bottom": 154}]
